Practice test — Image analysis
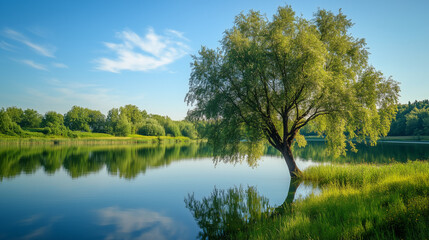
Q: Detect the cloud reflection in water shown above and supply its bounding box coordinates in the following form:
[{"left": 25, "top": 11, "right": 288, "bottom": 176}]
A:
[{"left": 97, "top": 207, "right": 185, "bottom": 240}]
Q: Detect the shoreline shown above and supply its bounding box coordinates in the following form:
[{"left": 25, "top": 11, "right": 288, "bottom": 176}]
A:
[{"left": 0, "top": 136, "right": 203, "bottom": 146}]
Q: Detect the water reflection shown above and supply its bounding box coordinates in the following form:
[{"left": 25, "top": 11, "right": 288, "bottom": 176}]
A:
[
  {"left": 2, "top": 140, "right": 425, "bottom": 239},
  {"left": 267, "top": 140, "right": 429, "bottom": 163},
  {"left": 97, "top": 207, "right": 183, "bottom": 240},
  {"left": 185, "top": 181, "right": 319, "bottom": 239},
  {"left": 185, "top": 186, "right": 272, "bottom": 239},
  {"left": 16, "top": 215, "right": 62, "bottom": 240},
  {"left": 2, "top": 140, "right": 428, "bottom": 181},
  {"left": 0, "top": 143, "right": 211, "bottom": 180}
]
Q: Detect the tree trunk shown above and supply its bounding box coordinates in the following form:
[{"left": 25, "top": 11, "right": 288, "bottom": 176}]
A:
[{"left": 282, "top": 145, "right": 301, "bottom": 178}]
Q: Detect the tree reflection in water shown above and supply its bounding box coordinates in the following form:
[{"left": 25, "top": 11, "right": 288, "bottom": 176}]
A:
[
  {"left": 0, "top": 143, "right": 212, "bottom": 180},
  {"left": 2, "top": 141, "right": 427, "bottom": 180},
  {"left": 185, "top": 180, "right": 304, "bottom": 239}
]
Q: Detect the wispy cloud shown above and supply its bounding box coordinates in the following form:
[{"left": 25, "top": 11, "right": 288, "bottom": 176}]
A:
[
  {"left": 95, "top": 28, "right": 190, "bottom": 73},
  {"left": 52, "top": 62, "right": 68, "bottom": 68},
  {"left": 166, "top": 29, "right": 189, "bottom": 41},
  {"left": 0, "top": 40, "right": 15, "bottom": 51},
  {"left": 19, "top": 59, "right": 48, "bottom": 71},
  {"left": 3, "top": 28, "right": 55, "bottom": 58}
]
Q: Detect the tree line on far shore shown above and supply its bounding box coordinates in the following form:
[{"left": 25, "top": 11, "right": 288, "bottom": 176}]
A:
[
  {"left": 388, "top": 99, "right": 429, "bottom": 136},
  {"left": 1, "top": 99, "right": 428, "bottom": 139},
  {"left": 0, "top": 104, "right": 200, "bottom": 139}
]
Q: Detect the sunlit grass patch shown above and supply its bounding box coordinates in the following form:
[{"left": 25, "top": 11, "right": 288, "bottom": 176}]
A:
[{"left": 249, "top": 161, "right": 429, "bottom": 240}]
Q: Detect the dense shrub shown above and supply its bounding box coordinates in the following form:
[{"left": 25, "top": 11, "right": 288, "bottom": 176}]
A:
[
  {"left": 5, "top": 107, "right": 24, "bottom": 124},
  {"left": 64, "top": 106, "right": 91, "bottom": 132},
  {"left": 41, "top": 111, "right": 70, "bottom": 136},
  {"left": 88, "top": 110, "right": 106, "bottom": 133},
  {"left": 0, "top": 109, "right": 23, "bottom": 136},
  {"left": 120, "top": 104, "right": 146, "bottom": 134},
  {"left": 20, "top": 109, "right": 43, "bottom": 128},
  {"left": 115, "top": 115, "right": 131, "bottom": 136},
  {"left": 165, "top": 120, "right": 181, "bottom": 137},
  {"left": 179, "top": 121, "right": 198, "bottom": 139},
  {"left": 138, "top": 119, "right": 165, "bottom": 136}
]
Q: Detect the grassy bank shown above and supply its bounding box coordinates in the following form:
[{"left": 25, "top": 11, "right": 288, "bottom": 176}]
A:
[
  {"left": 248, "top": 162, "right": 429, "bottom": 239},
  {"left": 0, "top": 132, "right": 196, "bottom": 145}
]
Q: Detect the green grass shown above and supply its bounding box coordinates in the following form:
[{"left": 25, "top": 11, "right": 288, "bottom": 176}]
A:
[
  {"left": 0, "top": 131, "right": 194, "bottom": 145},
  {"left": 247, "top": 162, "right": 429, "bottom": 240},
  {"left": 70, "top": 131, "right": 113, "bottom": 138}
]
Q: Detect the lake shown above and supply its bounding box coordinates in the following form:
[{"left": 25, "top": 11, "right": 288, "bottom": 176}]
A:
[{"left": 0, "top": 141, "right": 428, "bottom": 239}]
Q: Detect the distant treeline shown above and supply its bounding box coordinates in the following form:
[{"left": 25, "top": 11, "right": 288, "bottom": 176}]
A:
[
  {"left": 0, "top": 104, "right": 200, "bottom": 139},
  {"left": 388, "top": 99, "right": 429, "bottom": 136},
  {"left": 2, "top": 100, "right": 427, "bottom": 139}
]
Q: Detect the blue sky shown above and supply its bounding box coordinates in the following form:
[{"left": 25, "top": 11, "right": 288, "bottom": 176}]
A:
[{"left": 1, "top": 0, "right": 428, "bottom": 120}]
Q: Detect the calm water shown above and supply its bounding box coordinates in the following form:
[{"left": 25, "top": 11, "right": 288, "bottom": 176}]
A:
[{"left": 0, "top": 141, "right": 428, "bottom": 239}]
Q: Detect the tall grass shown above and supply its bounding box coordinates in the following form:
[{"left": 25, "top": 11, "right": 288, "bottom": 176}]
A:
[{"left": 249, "top": 162, "right": 429, "bottom": 239}]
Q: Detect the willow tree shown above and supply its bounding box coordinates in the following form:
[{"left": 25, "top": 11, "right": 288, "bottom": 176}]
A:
[{"left": 185, "top": 6, "right": 399, "bottom": 177}]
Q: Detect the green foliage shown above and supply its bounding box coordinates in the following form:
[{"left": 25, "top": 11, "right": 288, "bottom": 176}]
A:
[
  {"left": 115, "top": 114, "right": 131, "bottom": 137},
  {"left": 5, "top": 106, "right": 24, "bottom": 124},
  {"left": 405, "top": 107, "right": 429, "bottom": 136},
  {"left": 119, "top": 104, "right": 145, "bottom": 134},
  {"left": 165, "top": 120, "right": 181, "bottom": 137},
  {"left": 389, "top": 99, "right": 429, "bottom": 136},
  {"left": 87, "top": 109, "right": 106, "bottom": 133},
  {"left": 151, "top": 115, "right": 182, "bottom": 137},
  {"left": 178, "top": 121, "right": 198, "bottom": 139},
  {"left": 64, "top": 106, "right": 107, "bottom": 133},
  {"left": 106, "top": 108, "right": 131, "bottom": 136},
  {"left": 105, "top": 105, "right": 148, "bottom": 136},
  {"left": 185, "top": 5, "right": 399, "bottom": 174},
  {"left": 64, "top": 106, "right": 91, "bottom": 132},
  {"left": 0, "top": 104, "right": 205, "bottom": 139},
  {"left": 41, "top": 111, "right": 70, "bottom": 136},
  {"left": 106, "top": 108, "right": 120, "bottom": 134},
  {"left": 20, "top": 109, "right": 42, "bottom": 128},
  {"left": 42, "top": 111, "right": 64, "bottom": 127},
  {"left": 0, "top": 108, "right": 23, "bottom": 136},
  {"left": 191, "top": 120, "right": 212, "bottom": 139},
  {"left": 137, "top": 119, "right": 165, "bottom": 136}
]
